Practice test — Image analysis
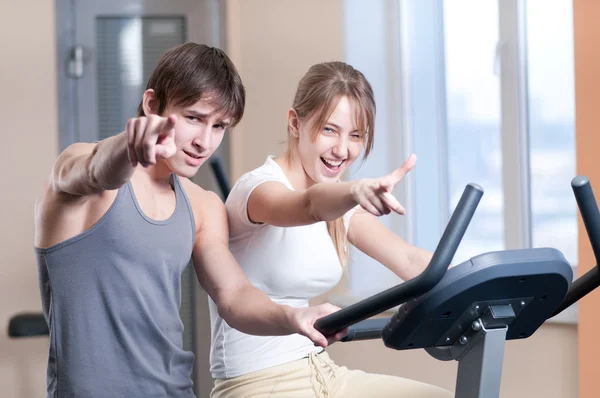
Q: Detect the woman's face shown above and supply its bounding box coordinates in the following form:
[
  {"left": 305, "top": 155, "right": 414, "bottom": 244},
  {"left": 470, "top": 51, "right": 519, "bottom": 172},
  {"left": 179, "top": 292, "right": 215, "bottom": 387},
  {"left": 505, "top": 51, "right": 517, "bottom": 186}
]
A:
[{"left": 293, "top": 96, "right": 366, "bottom": 185}]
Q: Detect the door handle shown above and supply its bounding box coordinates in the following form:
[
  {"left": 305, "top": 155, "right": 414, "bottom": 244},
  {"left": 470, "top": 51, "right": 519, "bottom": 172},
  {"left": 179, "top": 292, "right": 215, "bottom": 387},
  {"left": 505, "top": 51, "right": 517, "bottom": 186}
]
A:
[{"left": 67, "top": 45, "right": 89, "bottom": 79}]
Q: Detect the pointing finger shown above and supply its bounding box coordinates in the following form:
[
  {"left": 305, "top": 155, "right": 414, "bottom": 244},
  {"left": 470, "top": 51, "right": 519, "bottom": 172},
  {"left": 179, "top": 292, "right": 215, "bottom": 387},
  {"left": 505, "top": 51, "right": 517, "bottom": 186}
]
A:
[
  {"left": 390, "top": 153, "right": 417, "bottom": 184},
  {"left": 361, "top": 201, "right": 383, "bottom": 217},
  {"left": 380, "top": 191, "right": 405, "bottom": 215},
  {"left": 159, "top": 114, "right": 177, "bottom": 138}
]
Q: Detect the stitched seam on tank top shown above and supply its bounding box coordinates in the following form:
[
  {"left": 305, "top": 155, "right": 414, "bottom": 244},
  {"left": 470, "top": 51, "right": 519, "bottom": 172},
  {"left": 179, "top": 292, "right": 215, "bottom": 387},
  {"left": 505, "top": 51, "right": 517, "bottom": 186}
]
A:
[
  {"left": 237, "top": 157, "right": 295, "bottom": 228},
  {"left": 46, "top": 255, "right": 59, "bottom": 398},
  {"left": 221, "top": 320, "right": 229, "bottom": 378},
  {"left": 265, "top": 157, "right": 295, "bottom": 191},
  {"left": 34, "top": 185, "right": 127, "bottom": 255},
  {"left": 173, "top": 175, "right": 196, "bottom": 246},
  {"left": 239, "top": 177, "right": 289, "bottom": 228},
  {"left": 127, "top": 180, "right": 179, "bottom": 226},
  {"left": 52, "top": 292, "right": 58, "bottom": 398}
]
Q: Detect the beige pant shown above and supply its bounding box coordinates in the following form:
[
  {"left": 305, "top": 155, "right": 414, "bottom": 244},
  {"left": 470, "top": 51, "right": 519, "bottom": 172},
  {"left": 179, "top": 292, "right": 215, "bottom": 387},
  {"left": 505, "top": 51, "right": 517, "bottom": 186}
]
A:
[{"left": 211, "top": 351, "right": 453, "bottom": 398}]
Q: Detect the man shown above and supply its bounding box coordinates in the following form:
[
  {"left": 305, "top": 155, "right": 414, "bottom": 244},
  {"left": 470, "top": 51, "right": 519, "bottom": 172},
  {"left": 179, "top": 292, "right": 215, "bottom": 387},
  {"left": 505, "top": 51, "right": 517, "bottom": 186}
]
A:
[{"left": 35, "top": 42, "right": 343, "bottom": 397}]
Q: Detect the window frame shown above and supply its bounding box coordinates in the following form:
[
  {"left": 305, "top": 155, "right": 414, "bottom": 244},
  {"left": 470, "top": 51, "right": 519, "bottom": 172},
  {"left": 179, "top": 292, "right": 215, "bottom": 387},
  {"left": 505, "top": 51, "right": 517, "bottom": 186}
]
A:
[{"left": 334, "top": 0, "right": 578, "bottom": 325}]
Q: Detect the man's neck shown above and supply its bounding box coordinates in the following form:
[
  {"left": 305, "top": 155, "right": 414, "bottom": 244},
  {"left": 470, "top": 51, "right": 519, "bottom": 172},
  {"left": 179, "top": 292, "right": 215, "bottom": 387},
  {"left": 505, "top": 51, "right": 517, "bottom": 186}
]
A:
[{"left": 135, "top": 163, "right": 174, "bottom": 190}]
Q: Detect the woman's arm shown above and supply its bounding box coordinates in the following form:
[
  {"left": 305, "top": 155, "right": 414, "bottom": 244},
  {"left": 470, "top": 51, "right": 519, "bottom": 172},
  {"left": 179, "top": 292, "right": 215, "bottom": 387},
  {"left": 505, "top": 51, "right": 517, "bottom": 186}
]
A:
[
  {"left": 247, "top": 180, "right": 358, "bottom": 227},
  {"left": 247, "top": 155, "right": 416, "bottom": 227},
  {"left": 347, "top": 209, "right": 432, "bottom": 281}
]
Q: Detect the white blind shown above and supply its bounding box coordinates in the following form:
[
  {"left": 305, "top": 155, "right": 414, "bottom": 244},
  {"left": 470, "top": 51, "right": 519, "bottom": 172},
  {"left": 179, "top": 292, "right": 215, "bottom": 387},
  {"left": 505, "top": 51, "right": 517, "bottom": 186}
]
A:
[{"left": 96, "top": 17, "right": 185, "bottom": 140}]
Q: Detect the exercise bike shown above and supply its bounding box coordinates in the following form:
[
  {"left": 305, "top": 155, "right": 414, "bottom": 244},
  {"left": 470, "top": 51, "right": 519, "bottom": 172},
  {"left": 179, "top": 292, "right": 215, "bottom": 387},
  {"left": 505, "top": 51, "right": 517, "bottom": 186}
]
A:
[{"left": 315, "top": 176, "right": 599, "bottom": 398}]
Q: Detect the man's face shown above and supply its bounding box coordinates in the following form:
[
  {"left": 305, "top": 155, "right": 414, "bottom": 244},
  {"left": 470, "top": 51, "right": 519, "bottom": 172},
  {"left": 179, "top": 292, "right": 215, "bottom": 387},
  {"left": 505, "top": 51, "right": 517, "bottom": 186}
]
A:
[{"left": 160, "top": 98, "right": 231, "bottom": 178}]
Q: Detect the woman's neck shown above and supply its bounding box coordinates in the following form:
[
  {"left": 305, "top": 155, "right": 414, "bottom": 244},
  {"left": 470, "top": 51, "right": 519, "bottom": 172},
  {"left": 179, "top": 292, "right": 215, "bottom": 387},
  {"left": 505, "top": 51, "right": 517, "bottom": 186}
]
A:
[{"left": 276, "top": 149, "right": 315, "bottom": 191}]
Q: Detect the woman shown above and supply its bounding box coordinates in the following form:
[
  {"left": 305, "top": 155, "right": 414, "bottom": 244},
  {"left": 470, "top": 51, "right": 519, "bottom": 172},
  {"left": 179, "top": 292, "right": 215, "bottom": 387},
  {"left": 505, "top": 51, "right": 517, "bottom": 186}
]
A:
[{"left": 208, "top": 62, "right": 453, "bottom": 397}]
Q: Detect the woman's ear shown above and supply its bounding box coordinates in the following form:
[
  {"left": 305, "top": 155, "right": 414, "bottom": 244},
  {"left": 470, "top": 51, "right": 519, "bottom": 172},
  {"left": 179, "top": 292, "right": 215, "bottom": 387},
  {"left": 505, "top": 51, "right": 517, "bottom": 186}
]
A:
[
  {"left": 287, "top": 108, "right": 300, "bottom": 138},
  {"left": 142, "top": 89, "right": 158, "bottom": 116}
]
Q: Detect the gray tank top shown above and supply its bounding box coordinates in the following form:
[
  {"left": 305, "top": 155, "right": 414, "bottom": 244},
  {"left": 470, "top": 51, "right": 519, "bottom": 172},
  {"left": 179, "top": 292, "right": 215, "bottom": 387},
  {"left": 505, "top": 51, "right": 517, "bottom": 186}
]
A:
[{"left": 36, "top": 175, "right": 196, "bottom": 397}]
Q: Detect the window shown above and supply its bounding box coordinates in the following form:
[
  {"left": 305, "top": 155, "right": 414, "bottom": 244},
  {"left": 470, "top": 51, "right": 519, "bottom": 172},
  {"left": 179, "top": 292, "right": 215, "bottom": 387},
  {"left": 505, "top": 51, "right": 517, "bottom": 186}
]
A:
[
  {"left": 443, "top": 0, "right": 504, "bottom": 263},
  {"left": 526, "top": 0, "right": 577, "bottom": 265},
  {"left": 339, "top": 0, "right": 577, "bottom": 322}
]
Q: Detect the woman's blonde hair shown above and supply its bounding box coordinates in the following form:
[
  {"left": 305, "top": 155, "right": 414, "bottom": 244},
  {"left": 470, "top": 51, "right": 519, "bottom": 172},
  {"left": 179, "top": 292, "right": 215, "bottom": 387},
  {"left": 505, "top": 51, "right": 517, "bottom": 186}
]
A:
[{"left": 290, "top": 61, "right": 376, "bottom": 266}]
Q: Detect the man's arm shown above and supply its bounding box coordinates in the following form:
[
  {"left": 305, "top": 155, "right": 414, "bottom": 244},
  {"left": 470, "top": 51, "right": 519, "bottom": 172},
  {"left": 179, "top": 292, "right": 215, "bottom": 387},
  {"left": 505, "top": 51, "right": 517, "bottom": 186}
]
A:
[
  {"left": 191, "top": 189, "right": 343, "bottom": 345},
  {"left": 52, "top": 133, "right": 133, "bottom": 197},
  {"left": 348, "top": 209, "right": 432, "bottom": 281},
  {"left": 52, "top": 114, "right": 177, "bottom": 197}
]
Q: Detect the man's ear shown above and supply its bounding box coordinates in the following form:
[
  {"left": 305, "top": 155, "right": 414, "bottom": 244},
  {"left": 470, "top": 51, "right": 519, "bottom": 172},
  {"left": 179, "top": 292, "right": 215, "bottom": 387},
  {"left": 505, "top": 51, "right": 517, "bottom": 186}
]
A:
[
  {"left": 142, "top": 89, "right": 158, "bottom": 116},
  {"left": 287, "top": 108, "right": 300, "bottom": 138}
]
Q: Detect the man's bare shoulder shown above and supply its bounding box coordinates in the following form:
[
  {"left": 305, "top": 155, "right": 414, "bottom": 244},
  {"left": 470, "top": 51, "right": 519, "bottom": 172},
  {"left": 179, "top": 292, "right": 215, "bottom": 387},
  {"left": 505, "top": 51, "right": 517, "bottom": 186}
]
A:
[
  {"left": 179, "top": 178, "right": 226, "bottom": 229},
  {"left": 63, "top": 142, "right": 97, "bottom": 154},
  {"left": 52, "top": 142, "right": 97, "bottom": 171},
  {"left": 35, "top": 175, "right": 117, "bottom": 248},
  {"left": 36, "top": 142, "right": 117, "bottom": 230},
  {"left": 179, "top": 177, "right": 223, "bottom": 205}
]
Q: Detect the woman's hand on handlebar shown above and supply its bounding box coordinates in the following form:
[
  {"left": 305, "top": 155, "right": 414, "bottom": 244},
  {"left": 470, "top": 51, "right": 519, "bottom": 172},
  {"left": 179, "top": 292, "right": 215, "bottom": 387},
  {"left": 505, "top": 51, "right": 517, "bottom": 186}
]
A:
[{"left": 288, "top": 303, "right": 348, "bottom": 347}]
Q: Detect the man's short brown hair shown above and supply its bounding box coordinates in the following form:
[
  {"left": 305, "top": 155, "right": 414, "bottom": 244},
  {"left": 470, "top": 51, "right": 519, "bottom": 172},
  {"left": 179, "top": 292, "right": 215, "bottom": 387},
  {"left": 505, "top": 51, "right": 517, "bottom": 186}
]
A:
[{"left": 138, "top": 42, "right": 245, "bottom": 127}]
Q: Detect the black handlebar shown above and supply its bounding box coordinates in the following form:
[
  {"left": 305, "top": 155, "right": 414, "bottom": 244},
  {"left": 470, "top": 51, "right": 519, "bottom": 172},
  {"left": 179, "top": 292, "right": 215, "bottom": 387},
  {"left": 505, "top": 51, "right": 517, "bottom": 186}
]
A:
[
  {"left": 314, "top": 183, "right": 484, "bottom": 336},
  {"left": 572, "top": 176, "right": 600, "bottom": 262},
  {"left": 552, "top": 176, "right": 600, "bottom": 317},
  {"left": 209, "top": 157, "right": 231, "bottom": 199},
  {"left": 8, "top": 313, "right": 48, "bottom": 338}
]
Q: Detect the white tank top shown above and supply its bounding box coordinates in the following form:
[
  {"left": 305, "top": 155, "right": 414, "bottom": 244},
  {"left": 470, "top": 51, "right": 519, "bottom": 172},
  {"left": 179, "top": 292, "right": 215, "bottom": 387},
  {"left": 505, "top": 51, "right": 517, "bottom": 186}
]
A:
[{"left": 208, "top": 156, "right": 356, "bottom": 379}]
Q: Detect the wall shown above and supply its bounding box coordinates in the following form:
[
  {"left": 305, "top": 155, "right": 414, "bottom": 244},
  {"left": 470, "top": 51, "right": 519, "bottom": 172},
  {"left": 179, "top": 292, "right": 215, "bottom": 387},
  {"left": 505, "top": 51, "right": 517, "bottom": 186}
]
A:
[
  {"left": 224, "top": 0, "right": 579, "bottom": 397},
  {"left": 0, "top": 1, "right": 584, "bottom": 398},
  {"left": 0, "top": 1, "right": 58, "bottom": 397},
  {"left": 573, "top": 1, "right": 600, "bottom": 397},
  {"left": 225, "top": 0, "right": 345, "bottom": 180}
]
